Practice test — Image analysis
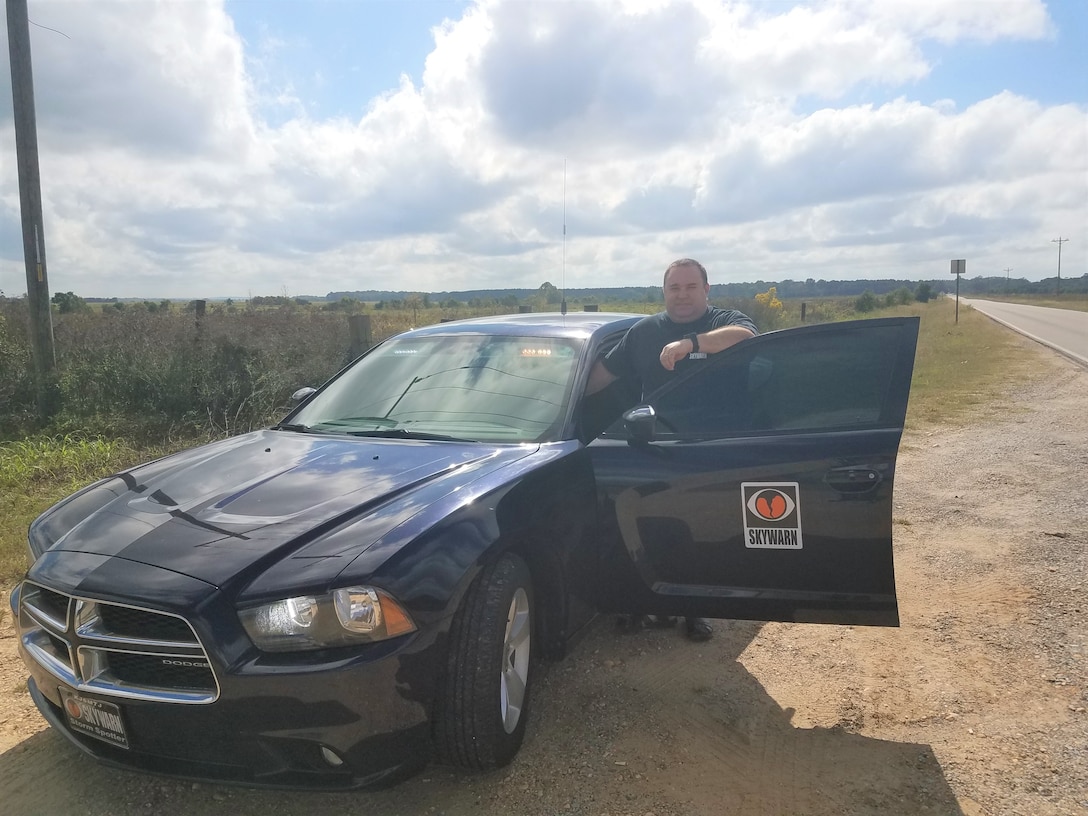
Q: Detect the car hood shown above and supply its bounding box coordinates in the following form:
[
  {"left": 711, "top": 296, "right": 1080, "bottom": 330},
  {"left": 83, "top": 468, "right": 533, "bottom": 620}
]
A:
[{"left": 35, "top": 429, "right": 536, "bottom": 588}]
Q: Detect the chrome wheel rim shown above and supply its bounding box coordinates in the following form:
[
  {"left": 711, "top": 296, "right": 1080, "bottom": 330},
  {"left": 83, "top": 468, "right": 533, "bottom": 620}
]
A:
[{"left": 500, "top": 587, "right": 531, "bottom": 734}]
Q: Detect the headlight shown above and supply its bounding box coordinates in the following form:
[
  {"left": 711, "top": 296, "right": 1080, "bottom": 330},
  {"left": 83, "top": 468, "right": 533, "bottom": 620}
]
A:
[{"left": 239, "top": 587, "right": 416, "bottom": 652}]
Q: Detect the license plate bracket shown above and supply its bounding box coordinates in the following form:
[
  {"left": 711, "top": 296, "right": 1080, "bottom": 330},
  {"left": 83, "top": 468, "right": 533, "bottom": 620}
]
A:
[{"left": 60, "top": 688, "right": 129, "bottom": 750}]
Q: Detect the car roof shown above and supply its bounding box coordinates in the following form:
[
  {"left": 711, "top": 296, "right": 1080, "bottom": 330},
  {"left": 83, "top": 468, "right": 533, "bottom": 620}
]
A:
[{"left": 401, "top": 311, "right": 645, "bottom": 341}]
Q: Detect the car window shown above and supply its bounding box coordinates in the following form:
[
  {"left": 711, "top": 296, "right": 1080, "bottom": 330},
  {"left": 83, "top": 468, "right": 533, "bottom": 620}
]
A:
[
  {"left": 291, "top": 334, "right": 582, "bottom": 443},
  {"left": 616, "top": 323, "right": 909, "bottom": 439}
]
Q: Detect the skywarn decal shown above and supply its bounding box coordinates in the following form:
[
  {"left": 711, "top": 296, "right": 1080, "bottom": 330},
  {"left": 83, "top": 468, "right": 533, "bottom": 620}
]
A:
[{"left": 741, "top": 482, "right": 803, "bottom": 549}]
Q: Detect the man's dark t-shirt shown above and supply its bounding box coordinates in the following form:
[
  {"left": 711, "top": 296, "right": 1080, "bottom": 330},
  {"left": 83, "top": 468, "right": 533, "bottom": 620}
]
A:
[{"left": 602, "top": 306, "right": 757, "bottom": 397}]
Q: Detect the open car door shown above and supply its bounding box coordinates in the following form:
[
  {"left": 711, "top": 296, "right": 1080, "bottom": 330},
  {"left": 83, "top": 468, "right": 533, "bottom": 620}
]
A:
[{"left": 588, "top": 316, "right": 919, "bottom": 627}]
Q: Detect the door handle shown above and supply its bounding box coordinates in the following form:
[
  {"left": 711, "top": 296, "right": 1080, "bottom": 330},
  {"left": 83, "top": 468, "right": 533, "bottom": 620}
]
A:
[{"left": 824, "top": 466, "right": 883, "bottom": 493}]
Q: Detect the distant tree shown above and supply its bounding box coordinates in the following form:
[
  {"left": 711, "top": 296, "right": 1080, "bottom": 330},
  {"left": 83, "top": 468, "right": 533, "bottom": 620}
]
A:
[
  {"left": 51, "top": 291, "right": 89, "bottom": 314},
  {"left": 405, "top": 293, "right": 424, "bottom": 323},
  {"left": 854, "top": 291, "right": 878, "bottom": 313},
  {"left": 885, "top": 287, "right": 913, "bottom": 307},
  {"left": 537, "top": 281, "right": 562, "bottom": 305},
  {"left": 915, "top": 282, "right": 935, "bottom": 303}
]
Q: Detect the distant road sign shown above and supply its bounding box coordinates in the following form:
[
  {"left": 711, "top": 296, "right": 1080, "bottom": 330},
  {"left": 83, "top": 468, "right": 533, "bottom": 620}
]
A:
[{"left": 951, "top": 259, "right": 966, "bottom": 275}]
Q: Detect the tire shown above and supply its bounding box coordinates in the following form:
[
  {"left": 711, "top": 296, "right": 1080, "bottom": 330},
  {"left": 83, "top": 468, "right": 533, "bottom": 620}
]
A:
[{"left": 436, "top": 552, "right": 534, "bottom": 770}]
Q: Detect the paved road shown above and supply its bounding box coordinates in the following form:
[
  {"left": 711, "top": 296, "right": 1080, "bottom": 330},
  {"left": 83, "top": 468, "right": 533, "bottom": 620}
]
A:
[{"left": 957, "top": 298, "right": 1088, "bottom": 367}]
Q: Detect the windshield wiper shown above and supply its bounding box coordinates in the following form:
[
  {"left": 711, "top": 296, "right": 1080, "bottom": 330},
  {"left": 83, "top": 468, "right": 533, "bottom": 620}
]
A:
[
  {"left": 271, "top": 422, "right": 319, "bottom": 433},
  {"left": 344, "top": 429, "right": 472, "bottom": 442},
  {"left": 317, "top": 416, "right": 400, "bottom": 428}
]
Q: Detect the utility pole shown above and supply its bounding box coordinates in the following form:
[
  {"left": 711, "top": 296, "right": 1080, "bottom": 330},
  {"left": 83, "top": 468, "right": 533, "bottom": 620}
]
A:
[
  {"left": 1003, "top": 267, "right": 1012, "bottom": 295},
  {"left": 1051, "top": 237, "right": 1068, "bottom": 297},
  {"left": 6, "top": 0, "right": 57, "bottom": 415}
]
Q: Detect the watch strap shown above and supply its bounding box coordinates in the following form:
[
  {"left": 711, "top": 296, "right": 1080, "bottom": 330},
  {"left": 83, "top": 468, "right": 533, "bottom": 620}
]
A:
[{"left": 684, "top": 332, "right": 699, "bottom": 353}]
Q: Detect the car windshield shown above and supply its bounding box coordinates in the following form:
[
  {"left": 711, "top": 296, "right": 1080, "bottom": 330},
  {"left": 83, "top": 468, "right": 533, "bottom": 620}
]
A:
[{"left": 288, "top": 333, "right": 583, "bottom": 443}]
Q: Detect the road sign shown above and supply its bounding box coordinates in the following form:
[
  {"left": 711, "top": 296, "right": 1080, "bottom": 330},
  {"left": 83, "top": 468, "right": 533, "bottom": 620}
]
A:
[{"left": 950, "top": 260, "right": 966, "bottom": 322}]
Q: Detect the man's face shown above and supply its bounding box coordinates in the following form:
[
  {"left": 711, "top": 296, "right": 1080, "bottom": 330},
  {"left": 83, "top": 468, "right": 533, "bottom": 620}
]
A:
[{"left": 663, "top": 263, "right": 709, "bottom": 323}]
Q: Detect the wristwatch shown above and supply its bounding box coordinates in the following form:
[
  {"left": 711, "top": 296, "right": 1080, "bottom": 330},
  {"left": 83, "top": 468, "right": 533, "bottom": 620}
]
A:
[{"left": 684, "top": 332, "right": 700, "bottom": 353}]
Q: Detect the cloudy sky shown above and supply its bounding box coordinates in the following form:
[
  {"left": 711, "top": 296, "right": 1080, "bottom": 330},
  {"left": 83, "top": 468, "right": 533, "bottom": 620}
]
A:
[{"left": 1, "top": 0, "right": 1085, "bottom": 300}]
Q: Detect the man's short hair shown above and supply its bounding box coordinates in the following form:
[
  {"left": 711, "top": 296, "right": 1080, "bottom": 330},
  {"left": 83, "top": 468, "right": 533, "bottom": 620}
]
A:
[{"left": 664, "top": 258, "right": 708, "bottom": 286}]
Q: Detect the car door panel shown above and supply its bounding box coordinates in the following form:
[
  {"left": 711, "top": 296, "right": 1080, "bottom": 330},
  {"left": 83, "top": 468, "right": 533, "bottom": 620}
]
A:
[{"left": 588, "top": 317, "right": 918, "bottom": 627}]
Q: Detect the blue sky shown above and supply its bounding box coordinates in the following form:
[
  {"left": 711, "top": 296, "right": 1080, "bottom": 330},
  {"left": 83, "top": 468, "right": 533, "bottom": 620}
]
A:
[
  {"left": 227, "top": 0, "right": 471, "bottom": 123},
  {"left": 1, "top": 0, "right": 1086, "bottom": 299}
]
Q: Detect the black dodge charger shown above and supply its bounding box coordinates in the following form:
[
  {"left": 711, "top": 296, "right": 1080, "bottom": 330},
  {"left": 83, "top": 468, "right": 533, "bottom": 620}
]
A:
[{"left": 11, "top": 311, "right": 918, "bottom": 789}]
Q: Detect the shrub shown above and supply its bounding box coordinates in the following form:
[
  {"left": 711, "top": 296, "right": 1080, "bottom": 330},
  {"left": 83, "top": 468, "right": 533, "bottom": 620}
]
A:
[
  {"left": 885, "top": 287, "right": 914, "bottom": 307},
  {"left": 854, "top": 291, "right": 879, "bottom": 312},
  {"left": 747, "top": 286, "right": 785, "bottom": 331},
  {"left": 0, "top": 299, "right": 37, "bottom": 436}
]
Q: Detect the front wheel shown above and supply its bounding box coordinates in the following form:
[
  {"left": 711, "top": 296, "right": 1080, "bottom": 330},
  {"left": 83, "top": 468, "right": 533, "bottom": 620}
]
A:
[{"left": 436, "top": 552, "right": 534, "bottom": 770}]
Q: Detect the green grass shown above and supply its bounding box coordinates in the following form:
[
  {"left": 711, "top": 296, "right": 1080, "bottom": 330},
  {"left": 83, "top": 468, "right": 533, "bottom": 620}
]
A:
[
  {"left": 0, "top": 297, "right": 1049, "bottom": 588},
  {"left": 903, "top": 297, "right": 1043, "bottom": 428}
]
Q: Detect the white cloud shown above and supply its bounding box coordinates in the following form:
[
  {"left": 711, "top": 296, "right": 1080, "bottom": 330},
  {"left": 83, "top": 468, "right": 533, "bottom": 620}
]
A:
[{"left": 0, "top": 0, "right": 1084, "bottom": 300}]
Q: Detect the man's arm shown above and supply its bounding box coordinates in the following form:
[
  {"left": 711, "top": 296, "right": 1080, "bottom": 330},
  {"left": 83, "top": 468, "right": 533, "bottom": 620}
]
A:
[
  {"left": 659, "top": 325, "right": 755, "bottom": 371},
  {"left": 585, "top": 359, "right": 619, "bottom": 395}
]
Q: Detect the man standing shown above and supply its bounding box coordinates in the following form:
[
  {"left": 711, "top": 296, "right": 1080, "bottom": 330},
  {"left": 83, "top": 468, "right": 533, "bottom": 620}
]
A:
[{"left": 586, "top": 258, "right": 757, "bottom": 641}]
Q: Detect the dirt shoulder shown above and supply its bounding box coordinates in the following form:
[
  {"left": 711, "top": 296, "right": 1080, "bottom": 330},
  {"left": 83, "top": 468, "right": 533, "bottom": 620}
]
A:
[{"left": 1, "top": 341, "right": 1085, "bottom": 816}]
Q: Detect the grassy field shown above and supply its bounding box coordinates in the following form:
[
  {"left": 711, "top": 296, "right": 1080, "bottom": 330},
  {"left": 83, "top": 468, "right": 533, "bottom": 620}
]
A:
[{"left": 0, "top": 297, "right": 1044, "bottom": 587}]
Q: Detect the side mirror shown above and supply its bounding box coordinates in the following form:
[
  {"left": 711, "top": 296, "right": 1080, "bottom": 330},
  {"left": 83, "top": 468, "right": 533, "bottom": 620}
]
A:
[
  {"left": 291, "top": 387, "right": 317, "bottom": 403},
  {"left": 623, "top": 404, "right": 656, "bottom": 444}
]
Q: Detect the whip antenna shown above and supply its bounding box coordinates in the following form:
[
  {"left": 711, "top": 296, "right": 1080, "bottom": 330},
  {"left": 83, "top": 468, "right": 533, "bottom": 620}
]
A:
[{"left": 561, "top": 159, "right": 567, "bottom": 315}]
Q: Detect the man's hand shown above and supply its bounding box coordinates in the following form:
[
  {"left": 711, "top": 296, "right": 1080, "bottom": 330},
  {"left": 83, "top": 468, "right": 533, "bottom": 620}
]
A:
[
  {"left": 658, "top": 326, "right": 755, "bottom": 370},
  {"left": 659, "top": 338, "right": 694, "bottom": 371}
]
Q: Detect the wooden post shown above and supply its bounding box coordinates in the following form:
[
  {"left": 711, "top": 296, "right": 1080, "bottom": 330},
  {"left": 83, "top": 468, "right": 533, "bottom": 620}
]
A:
[
  {"left": 348, "top": 314, "right": 373, "bottom": 359},
  {"left": 800, "top": 302, "right": 806, "bottom": 322},
  {"left": 7, "top": 0, "right": 57, "bottom": 415}
]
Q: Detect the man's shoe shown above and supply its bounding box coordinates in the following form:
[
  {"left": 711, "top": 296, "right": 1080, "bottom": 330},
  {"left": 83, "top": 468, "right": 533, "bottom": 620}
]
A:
[
  {"left": 616, "top": 613, "right": 644, "bottom": 633},
  {"left": 684, "top": 617, "right": 713, "bottom": 642}
]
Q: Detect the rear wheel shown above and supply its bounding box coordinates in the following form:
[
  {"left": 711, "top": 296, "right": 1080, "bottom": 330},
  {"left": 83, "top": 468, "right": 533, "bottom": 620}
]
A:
[{"left": 436, "top": 553, "right": 534, "bottom": 769}]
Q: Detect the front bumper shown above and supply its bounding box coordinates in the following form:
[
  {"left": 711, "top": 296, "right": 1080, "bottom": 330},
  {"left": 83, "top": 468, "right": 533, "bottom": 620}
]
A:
[{"left": 11, "top": 580, "right": 437, "bottom": 790}]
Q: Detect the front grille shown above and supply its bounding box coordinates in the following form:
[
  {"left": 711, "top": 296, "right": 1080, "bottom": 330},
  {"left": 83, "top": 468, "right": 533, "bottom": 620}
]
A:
[
  {"left": 106, "top": 652, "right": 217, "bottom": 692},
  {"left": 17, "top": 581, "right": 219, "bottom": 704},
  {"left": 96, "top": 605, "right": 195, "bottom": 642}
]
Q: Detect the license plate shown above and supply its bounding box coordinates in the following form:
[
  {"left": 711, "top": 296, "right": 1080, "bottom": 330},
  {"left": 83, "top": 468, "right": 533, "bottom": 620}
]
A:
[{"left": 60, "top": 688, "right": 129, "bottom": 750}]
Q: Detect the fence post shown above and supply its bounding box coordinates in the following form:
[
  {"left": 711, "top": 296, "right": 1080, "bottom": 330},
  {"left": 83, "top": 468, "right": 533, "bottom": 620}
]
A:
[
  {"left": 348, "top": 314, "right": 372, "bottom": 359},
  {"left": 800, "top": 302, "right": 806, "bottom": 323}
]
